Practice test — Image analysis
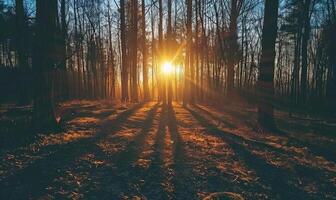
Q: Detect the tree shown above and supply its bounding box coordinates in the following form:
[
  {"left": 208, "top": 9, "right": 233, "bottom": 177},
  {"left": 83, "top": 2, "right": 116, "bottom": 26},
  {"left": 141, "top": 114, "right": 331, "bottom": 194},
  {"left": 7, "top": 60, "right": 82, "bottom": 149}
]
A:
[
  {"left": 158, "top": 0, "right": 165, "bottom": 104},
  {"left": 142, "top": 0, "right": 150, "bottom": 100},
  {"left": 257, "top": 0, "right": 279, "bottom": 129},
  {"left": 184, "top": 0, "right": 192, "bottom": 105},
  {"left": 131, "top": 0, "right": 139, "bottom": 102},
  {"left": 282, "top": 0, "right": 315, "bottom": 105},
  {"left": 107, "top": 0, "right": 115, "bottom": 99},
  {"left": 326, "top": 0, "right": 336, "bottom": 113},
  {"left": 167, "top": 0, "right": 173, "bottom": 105},
  {"left": 120, "top": 0, "right": 128, "bottom": 102},
  {"left": 15, "top": 0, "right": 29, "bottom": 105},
  {"left": 226, "top": 0, "right": 244, "bottom": 96},
  {"left": 33, "top": 0, "right": 58, "bottom": 130},
  {"left": 60, "top": 0, "right": 68, "bottom": 100},
  {"left": 300, "top": 0, "right": 312, "bottom": 104}
]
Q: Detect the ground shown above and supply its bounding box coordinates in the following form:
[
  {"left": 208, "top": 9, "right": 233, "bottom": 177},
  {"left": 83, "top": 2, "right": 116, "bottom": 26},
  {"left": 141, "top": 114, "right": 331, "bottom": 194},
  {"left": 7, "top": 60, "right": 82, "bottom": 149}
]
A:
[{"left": 0, "top": 101, "right": 336, "bottom": 200}]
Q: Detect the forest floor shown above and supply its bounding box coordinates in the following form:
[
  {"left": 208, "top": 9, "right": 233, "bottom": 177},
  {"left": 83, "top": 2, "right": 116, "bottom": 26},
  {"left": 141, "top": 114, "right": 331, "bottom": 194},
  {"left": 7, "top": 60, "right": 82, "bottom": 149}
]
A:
[{"left": 0, "top": 100, "right": 336, "bottom": 200}]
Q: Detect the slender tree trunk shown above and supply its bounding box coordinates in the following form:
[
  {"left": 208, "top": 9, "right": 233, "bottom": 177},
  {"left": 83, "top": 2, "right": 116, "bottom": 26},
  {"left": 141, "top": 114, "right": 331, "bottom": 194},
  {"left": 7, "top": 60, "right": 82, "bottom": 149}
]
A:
[
  {"left": 292, "top": 31, "right": 301, "bottom": 106},
  {"left": 107, "top": 0, "right": 115, "bottom": 99},
  {"left": 184, "top": 0, "right": 192, "bottom": 105},
  {"left": 15, "top": 0, "right": 29, "bottom": 105},
  {"left": 227, "top": 0, "right": 238, "bottom": 96},
  {"left": 142, "top": 0, "right": 150, "bottom": 101},
  {"left": 167, "top": 0, "right": 173, "bottom": 105},
  {"left": 195, "top": 0, "right": 200, "bottom": 101},
  {"left": 131, "top": 0, "right": 139, "bottom": 102},
  {"left": 141, "top": 0, "right": 150, "bottom": 100},
  {"left": 60, "top": 0, "right": 68, "bottom": 100},
  {"left": 151, "top": 2, "right": 156, "bottom": 99},
  {"left": 120, "top": 0, "right": 128, "bottom": 102},
  {"left": 158, "top": 0, "right": 165, "bottom": 104},
  {"left": 257, "top": 0, "right": 279, "bottom": 130},
  {"left": 300, "top": 0, "right": 312, "bottom": 104}
]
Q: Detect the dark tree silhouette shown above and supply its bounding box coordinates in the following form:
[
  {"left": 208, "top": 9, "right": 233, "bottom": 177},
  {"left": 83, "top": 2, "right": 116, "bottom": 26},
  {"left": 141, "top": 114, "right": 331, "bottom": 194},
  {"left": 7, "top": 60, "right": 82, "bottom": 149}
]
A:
[
  {"left": 15, "top": 0, "right": 29, "bottom": 105},
  {"left": 142, "top": 0, "right": 150, "bottom": 101},
  {"left": 120, "top": 0, "right": 128, "bottom": 102},
  {"left": 257, "top": 0, "right": 279, "bottom": 129},
  {"left": 33, "top": 0, "right": 58, "bottom": 130}
]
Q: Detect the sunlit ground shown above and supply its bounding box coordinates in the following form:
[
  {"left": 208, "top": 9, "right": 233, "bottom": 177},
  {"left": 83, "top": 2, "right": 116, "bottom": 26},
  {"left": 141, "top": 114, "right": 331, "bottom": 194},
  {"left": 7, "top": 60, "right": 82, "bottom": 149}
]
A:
[{"left": 1, "top": 101, "right": 335, "bottom": 199}]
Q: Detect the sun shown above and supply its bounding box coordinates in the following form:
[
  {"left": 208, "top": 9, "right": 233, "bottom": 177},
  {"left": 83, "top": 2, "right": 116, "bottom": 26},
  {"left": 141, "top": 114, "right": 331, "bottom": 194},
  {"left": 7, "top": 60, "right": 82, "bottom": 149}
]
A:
[{"left": 162, "top": 62, "right": 173, "bottom": 75}]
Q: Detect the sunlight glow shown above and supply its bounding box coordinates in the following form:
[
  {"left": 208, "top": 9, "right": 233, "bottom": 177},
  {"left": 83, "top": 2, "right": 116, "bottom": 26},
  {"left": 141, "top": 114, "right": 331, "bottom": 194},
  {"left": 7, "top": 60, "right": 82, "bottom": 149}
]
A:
[
  {"left": 162, "top": 62, "right": 173, "bottom": 75},
  {"left": 175, "top": 65, "right": 183, "bottom": 75}
]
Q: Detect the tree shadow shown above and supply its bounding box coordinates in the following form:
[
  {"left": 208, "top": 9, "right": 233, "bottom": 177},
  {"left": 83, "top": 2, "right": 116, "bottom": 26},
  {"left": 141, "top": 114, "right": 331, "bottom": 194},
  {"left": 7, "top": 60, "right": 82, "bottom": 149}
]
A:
[
  {"left": 196, "top": 104, "right": 336, "bottom": 164},
  {"left": 0, "top": 102, "right": 122, "bottom": 153},
  {"left": 189, "top": 106, "right": 291, "bottom": 157},
  {"left": 140, "top": 104, "right": 169, "bottom": 199},
  {"left": 185, "top": 106, "right": 318, "bottom": 200},
  {"left": 74, "top": 103, "right": 162, "bottom": 199},
  {"left": 275, "top": 120, "right": 336, "bottom": 163},
  {"left": 193, "top": 104, "right": 237, "bottom": 129},
  {"left": 211, "top": 104, "right": 260, "bottom": 130},
  {"left": 114, "top": 103, "right": 160, "bottom": 167},
  {"left": 167, "top": 105, "right": 198, "bottom": 199},
  {"left": 277, "top": 128, "right": 336, "bottom": 163},
  {"left": 0, "top": 103, "right": 145, "bottom": 199}
]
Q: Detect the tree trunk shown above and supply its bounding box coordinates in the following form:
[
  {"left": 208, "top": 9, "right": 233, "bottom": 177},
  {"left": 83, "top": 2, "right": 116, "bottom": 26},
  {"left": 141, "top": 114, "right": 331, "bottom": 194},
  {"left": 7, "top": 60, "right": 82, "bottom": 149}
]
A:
[
  {"left": 107, "top": 0, "right": 115, "bottom": 99},
  {"left": 300, "top": 0, "right": 312, "bottom": 104},
  {"left": 227, "top": 0, "right": 238, "bottom": 96},
  {"left": 60, "top": 0, "right": 68, "bottom": 100},
  {"left": 120, "top": 0, "right": 128, "bottom": 102},
  {"left": 257, "top": 0, "right": 279, "bottom": 130},
  {"left": 167, "top": 0, "right": 173, "bottom": 105},
  {"left": 158, "top": 0, "right": 165, "bottom": 104},
  {"left": 142, "top": 0, "right": 150, "bottom": 101},
  {"left": 33, "top": 0, "right": 58, "bottom": 131},
  {"left": 131, "top": 0, "right": 139, "bottom": 102},
  {"left": 184, "top": 0, "right": 192, "bottom": 105},
  {"left": 15, "top": 0, "right": 29, "bottom": 105}
]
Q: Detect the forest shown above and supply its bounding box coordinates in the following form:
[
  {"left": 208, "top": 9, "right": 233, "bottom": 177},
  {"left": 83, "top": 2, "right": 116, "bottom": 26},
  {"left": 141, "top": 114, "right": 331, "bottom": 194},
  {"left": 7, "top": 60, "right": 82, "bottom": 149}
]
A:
[{"left": 0, "top": 0, "right": 335, "bottom": 199}]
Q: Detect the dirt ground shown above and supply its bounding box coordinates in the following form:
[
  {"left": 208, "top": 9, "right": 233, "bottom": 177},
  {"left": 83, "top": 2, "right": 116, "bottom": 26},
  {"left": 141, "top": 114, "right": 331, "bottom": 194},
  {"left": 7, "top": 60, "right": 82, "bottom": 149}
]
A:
[{"left": 0, "top": 101, "right": 335, "bottom": 200}]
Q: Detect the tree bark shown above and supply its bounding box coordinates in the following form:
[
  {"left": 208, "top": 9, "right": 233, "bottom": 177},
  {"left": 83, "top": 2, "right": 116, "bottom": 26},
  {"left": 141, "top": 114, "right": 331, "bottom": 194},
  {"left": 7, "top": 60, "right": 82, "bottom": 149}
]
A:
[
  {"left": 142, "top": 0, "right": 150, "bottom": 101},
  {"left": 158, "top": 0, "right": 165, "bottom": 104},
  {"left": 131, "top": 0, "right": 139, "bottom": 102},
  {"left": 107, "top": 0, "right": 115, "bottom": 99},
  {"left": 60, "top": 0, "right": 69, "bottom": 100},
  {"left": 257, "top": 0, "right": 279, "bottom": 130},
  {"left": 15, "top": 0, "right": 29, "bottom": 105},
  {"left": 33, "top": 0, "right": 58, "bottom": 131},
  {"left": 184, "top": 0, "right": 192, "bottom": 105},
  {"left": 167, "top": 0, "right": 173, "bottom": 105},
  {"left": 120, "top": 0, "right": 128, "bottom": 102},
  {"left": 300, "top": 0, "right": 312, "bottom": 104},
  {"left": 227, "top": 0, "right": 239, "bottom": 96}
]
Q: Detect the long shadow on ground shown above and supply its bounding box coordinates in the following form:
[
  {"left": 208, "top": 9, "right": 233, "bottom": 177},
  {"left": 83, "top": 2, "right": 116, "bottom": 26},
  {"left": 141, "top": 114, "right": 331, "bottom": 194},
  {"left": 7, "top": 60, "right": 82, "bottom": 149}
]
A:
[
  {"left": 168, "top": 105, "right": 198, "bottom": 199},
  {"left": 139, "top": 104, "right": 169, "bottom": 199},
  {"left": 0, "top": 103, "right": 145, "bottom": 199},
  {"left": 196, "top": 104, "right": 336, "bottom": 164},
  {"left": 185, "top": 105, "right": 329, "bottom": 200},
  {"left": 193, "top": 104, "right": 237, "bottom": 129},
  {"left": 89, "top": 103, "right": 161, "bottom": 199}
]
